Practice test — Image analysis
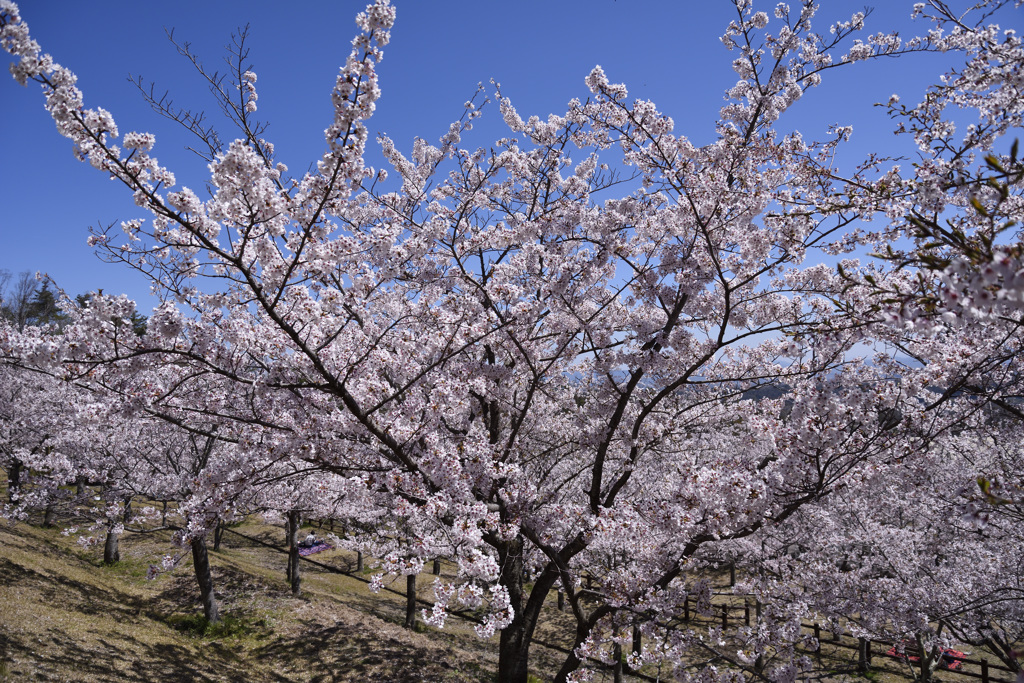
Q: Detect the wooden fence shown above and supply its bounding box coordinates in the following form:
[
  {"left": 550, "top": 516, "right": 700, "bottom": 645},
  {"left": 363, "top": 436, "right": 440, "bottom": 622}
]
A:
[
  {"left": 798, "top": 619, "right": 1016, "bottom": 683},
  {"left": 665, "top": 592, "right": 1017, "bottom": 683}
]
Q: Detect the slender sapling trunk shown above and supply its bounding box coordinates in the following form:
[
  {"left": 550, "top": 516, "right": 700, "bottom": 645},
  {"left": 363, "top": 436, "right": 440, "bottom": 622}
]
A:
[
  {"left": 286, "top": 510, "right": 301, "bottom": 595},
  {"left": 405, "top": 573, "right": 417, "bottom": 629},
  {"left": 191, "top": 535, "right": 219, "bottom": 624}
]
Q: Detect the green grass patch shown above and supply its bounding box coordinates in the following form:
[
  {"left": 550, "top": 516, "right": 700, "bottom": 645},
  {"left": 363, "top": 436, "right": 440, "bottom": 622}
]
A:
[
  {"left": 98, "top": 555, "right": 151, "bottom": 579},
  {"left": 164, "top": 612, "right": 269, "bottom": 640}
]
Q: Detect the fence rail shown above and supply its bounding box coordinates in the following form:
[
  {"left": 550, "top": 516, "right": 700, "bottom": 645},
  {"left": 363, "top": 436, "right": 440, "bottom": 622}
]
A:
[
  {"left": 654, "top": 593, "right": 1017, "bottom": 683},
  {"left": 794, "top": 619, "right": 1017, "bottom": 682}
]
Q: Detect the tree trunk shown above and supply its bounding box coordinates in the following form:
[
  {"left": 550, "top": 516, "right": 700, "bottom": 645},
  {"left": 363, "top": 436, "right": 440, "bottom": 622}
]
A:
[
  {"left": 213, "top": 522, "right": 223, "bottom": 551},
  {"left": 356, "top": 551, "right": 363, "bottom": 572},
  {"left": 497, "top": 535, "right": 531, "bottom": 683},
  {"left": 612, "top": 642, "right": 623, "bottom": 683},
  {"left": 915, "top": 634, "right": 939, "bottom": 683},
  {"left": 191, "top": 536, "right": 219, "bottom": 624},
  {"left": 103, "top": 528, "right": 120, "bottom": 565},
  {"left": 43, "top": 504, "right": 56, "bottom": 528},
  {"left": 625, "top": 624, "right": 641, "bottom": 673},
  {"left": 555, "top": 620, "right": 593, "bottom": 682},
  {"left": 286, "top": 510, "right": 301, "bottom": 595},
  {"left": 76, "top": 476, "right": 86, "bottom": 496},
  {"left": 161, "top": 500, "right": 167, "bottom": 526},
  {"left": 486, "top": 533, "right": 571, "bottom": 683},
  {"left": 7, "top": 459, "right": 21, "bottom": 503},
  {"left": 405, "top": 573, "right": 417, "bottom": 629},
  {"left": 122, "top": 496, "right": 133, "bottom": 523}
]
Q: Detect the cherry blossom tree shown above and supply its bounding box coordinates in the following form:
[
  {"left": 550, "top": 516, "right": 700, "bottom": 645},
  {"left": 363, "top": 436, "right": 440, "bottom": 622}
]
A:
[
  {"left": 4, "top": 0, "right": 1023, "bottom": 680},
  {"left": 753, "top": 413, "right": 1023, "bottom": 680},
  {"left": 0, "top": 337, "right": 90, "bottom": 522},
  {"left": 827, "top": 6, "right": 1024, "bottom": 675}
]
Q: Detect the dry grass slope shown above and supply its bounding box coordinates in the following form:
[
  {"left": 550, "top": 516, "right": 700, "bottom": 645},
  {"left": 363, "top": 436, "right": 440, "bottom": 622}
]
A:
[
  {"left": 0, "top": 520, "right": 499, "bottom": 682},
  {"left": 1, "top": 514, "right": 1010, "bottom": 683}
]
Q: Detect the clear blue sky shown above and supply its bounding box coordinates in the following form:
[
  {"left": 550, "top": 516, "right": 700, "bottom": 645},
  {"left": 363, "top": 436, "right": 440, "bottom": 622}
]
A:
[{"left": 2, "top": 1, "right": 1020, "bottom": 309}]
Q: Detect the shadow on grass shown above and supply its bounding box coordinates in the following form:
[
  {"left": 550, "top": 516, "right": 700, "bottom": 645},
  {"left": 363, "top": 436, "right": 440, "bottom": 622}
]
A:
[
  {"left": 0, "top": 556, "right": 252, "bottom": 681},
  {"left": 0, "top": 522, "right": 494, "bottom": 682},
  {"left": 252, "top": 618, "right": 475, "bottom": 683}
]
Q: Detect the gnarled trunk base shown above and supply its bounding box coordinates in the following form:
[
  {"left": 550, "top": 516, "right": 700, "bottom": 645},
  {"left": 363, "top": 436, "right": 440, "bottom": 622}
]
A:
[
  {"left": 103, "top": 529, "right": 120, "bottom": 565},
  {"left": 497, "top": 536, "right": 531, "bottom": 683}
]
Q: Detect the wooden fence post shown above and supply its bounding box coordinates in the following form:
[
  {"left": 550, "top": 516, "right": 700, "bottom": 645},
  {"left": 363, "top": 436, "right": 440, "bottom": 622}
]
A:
[
  {"left": 684, "top": 596, "right": 690, "bottom": 622},
  {"left": 981, "top": 659, "right": 989, "bottom": 683},
  {"left": 557, "top": 590, "right": 565, "bottom": 611},
  {"left": 729, "top": 562, "right": 736, "bottom": 587},
  {"left": 745, "top": 601, "right": 751, "bottom": 626},
  {"left": 356, "top": 550, "right": 363, "bottom": 572},
  {"left": 722, "top": 604, "right": 729, "bottom": 628},
  {"left": 432, "top": 558, "right": 441, "bottom": 575}
]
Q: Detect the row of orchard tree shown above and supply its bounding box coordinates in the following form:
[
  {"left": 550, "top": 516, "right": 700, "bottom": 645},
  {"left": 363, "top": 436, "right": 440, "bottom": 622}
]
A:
[{"left": 1, "top": 1, "right": 1022, "bottom": 681}]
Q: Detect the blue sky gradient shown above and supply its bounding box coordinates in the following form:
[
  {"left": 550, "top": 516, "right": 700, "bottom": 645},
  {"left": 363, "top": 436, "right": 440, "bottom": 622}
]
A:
[{"left": 2, "top": 1, "right": 1020, "bottom": 309}]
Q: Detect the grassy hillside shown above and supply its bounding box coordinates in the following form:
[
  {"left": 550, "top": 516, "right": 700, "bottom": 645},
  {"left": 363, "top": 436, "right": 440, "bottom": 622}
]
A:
[
  {"left": 2, "top": 513, "right": 1010, "bottom": 683},
  {"left": 0, "top": 518, "right": 515, "bottom": 682}
]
